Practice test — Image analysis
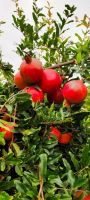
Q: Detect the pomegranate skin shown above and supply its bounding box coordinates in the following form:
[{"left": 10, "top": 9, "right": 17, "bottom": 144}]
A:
[
  {"left": 47, "top": 88, "right": 64, "bottom": 104},
  {"left": 39, "top": 69, "right": 62, "bottom": 94},
  {"left": 63, "top": 80, "right": 88, "bottom": 104},
  {"left": 59, "top": 133, "right": 72, "bottom": 144},
  {"left": 14, "top": 71, "right": 27, "bottom": 90},
  {"left": 0, "top": 124, "right": 14, "bottom": 141},
  {"left": 74, "top": 190, "right": 84, "bottom": 198},
  {"left": 24, "top": 87, "right": 44, "bottom": 103},
  {"left": 49, "top": 126, "right": 61, "bottom": 141},
  {"left": 83, "top": 193, "right": 90, "bottom": 200},
  {"left": 20, "top": 58, "right": 43, "bottom": 84}
]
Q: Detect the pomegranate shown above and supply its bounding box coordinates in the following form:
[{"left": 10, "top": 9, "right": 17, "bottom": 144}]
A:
[
  {"left": 59, "top": 133, "right": 72, "bottom": 144},
  {"left": 74, "top": 189, "right": 84, "bottom": 198},
  {"left": 49, "top": 126, "right": 61, "bottom": 141},
  {"left": 14, "top": 71, "right": 27, "bottom": 90},
  {"left": 47, "top": 88, "right": 64, "bottom": 104},
  {"left": 39, "top": 69, "right": 62, "bottom": 94},
  {"left": 0, "top": 124, "right": 14, "bottom": 141},
  {"left": 63, "top": 80, "right": 87, "bottom": 104},
  {"left": 24, "top": 87, "right": 44, "bottom": 103},
  {"left": 20, "top": 55, "right": 43, "bottom": 84},
  {"left": 83, "top": 193, "right": 90, "bottom": 200}
]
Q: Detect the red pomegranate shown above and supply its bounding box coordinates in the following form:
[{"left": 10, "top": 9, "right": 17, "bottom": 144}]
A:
[
  {"left": 0, "top": 124, "right": 14, "bottom": 141},
  {"left": 74, "top": 189, "right": 84, "bottom": 198},
  {"left": 47, "top": 88, "right": 64, "bottom": 104},
  {"left": 39, "top": 69, "right": 62, "bottom": 94},
  {"left": 63, "top": 80, "right": 87, "bottom": 104},
  {"left": 49, "top": 126, "right": 61, "bottom": 141},
  {"left": 20, "top": 55, "right": 43, "bottom": 84},
  {"left": 14, "top": 71, "right": 27, "bottom": 90},
  {"left": 24, "top": 87, "right": 44, "bottom": 103},
  {"left": 82, "top": 193, "right": 90, "bottom": 200},
  {"left": 59, "top": 133, "right": 72, "bottom": 144}
]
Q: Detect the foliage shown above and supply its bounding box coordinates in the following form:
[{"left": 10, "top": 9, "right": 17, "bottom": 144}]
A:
[{"left": 0, "top": 0, "right": 90, "bottom": 199}]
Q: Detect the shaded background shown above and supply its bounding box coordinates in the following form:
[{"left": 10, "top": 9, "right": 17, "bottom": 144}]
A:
[{"left": 0, "top": 0, "right": 90, "bottom": 71}]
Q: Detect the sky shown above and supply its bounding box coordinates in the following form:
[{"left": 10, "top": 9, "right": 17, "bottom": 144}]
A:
[{"left": 0, "top": 0, "right": 90, "bottom": 71}]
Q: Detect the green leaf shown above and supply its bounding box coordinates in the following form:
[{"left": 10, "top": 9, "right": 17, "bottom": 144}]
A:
[
  {"left": 57, "top": 12, "right": 62, "bottom": 21},
  {"left": 75, "top": 33, "right": 83, "bottom": 42},
  {"left": 32, "top": 12, "right": 38, "bottom": 23},
  {"left": 67, "top": 170, "right": 75, "bottom": 187},
  {"left": 5, "top": 104, "right": 13, "bottom": 113},
  {"left": 48, "top": 175, "right": 63, "bottom": 187},
  {"left": 63, "top": 158, "right": 71, "bottom": 171},
  {"left": 0, "top": 136, "right": 5, "bottom": 145},
  {"left": 22, "top": 127, "right": 41, "bottom": 136},
  {"left": 74, "top": 176, "right": 88, "bottom": 188},
  {"left": 0, "top": 160, "right": 6, "bottom": 171},
  {"left": 14, "top": 180, "right": 27, "bottom": 194},
  {"left": 15, "top": 165, "right": 23, "bottom": 176},
  {"left": 0, "top": 180, "right": 14, "bottom": 191},
  {"left": 76, "top": 52, "right": 82, "bottom": 64},
  {"left": 54, "top": 21, "right": 59, "bottom": 37},
  {"left": 39, "top": 153, "right": 47, "bottom": 178},
  {"left": 69, "top": 151, "right": 79, "bottom": 170},
  {"left": 61, "top": 193, "right": 72, "bottom": 200},
  {"left": 0, "top": 192, "right": 10, "bottom": 200},
  {"left": 82, "top": 144, "right": 90, "bottom": 165},
  {"left": 12, "top": 143, "right": 22, "bottom": 157}
]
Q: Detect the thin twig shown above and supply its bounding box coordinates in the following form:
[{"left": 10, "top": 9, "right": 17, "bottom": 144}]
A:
[
  {"left": 40, "top": 120, "right": 72, "bottom": 125},
  {"left": 9, "top": 103, "right": 17, "bottom": 148},
  {"left": 49, "top": 59, "right": 76, "bottom": 69}
]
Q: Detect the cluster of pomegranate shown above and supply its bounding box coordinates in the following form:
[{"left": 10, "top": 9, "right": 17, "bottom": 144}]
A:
[
  {"left": 2, "top": 55, "right": 87, "bottom": 142},
  {"left": 14, "top": 55, "right": 88, "bottom": 105},
  {"left": 49, "top": 126, "right": 72, "bottom": 144}
]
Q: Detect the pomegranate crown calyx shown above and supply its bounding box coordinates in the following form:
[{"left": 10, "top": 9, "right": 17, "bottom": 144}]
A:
[{"left": 24, "top": 54, "right": 32, "bottom": 64}]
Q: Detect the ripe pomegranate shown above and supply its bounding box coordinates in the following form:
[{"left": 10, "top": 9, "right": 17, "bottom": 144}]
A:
[
  {"left": 63, "top": 80, "right": 87, "bottom": 104},
  {"left": 59, "top": 133, "right": 72, "bottom": 144},
  {"left": 47, "top": 88, "right": 64, "bottom": 104},
  {"left": 39, "top": 69, "right": 62, "bottom": 94},
  {"left": 20, "top": 55, "right": 43, "bottom": 84},
  {"left": 49, "top": 126, "right": 61, "bottom": 141},
  {"left": 74, "top": 189, "right": 84, "bottom": 198},
  {"left": 82, "top": 193, "right": 90, "bottom": 200},
  {"left": 0, "top": 124, "right": 14, "bottom": 141},
  {"left": 24, "top": 87, "right": 44, "bottom": 103},
  {"left": 14, "top": 71, "right": 27, "bottom": 90}
]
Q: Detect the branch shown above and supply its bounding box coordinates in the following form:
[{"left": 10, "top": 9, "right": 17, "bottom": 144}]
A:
[
  {"left": 40, "top": 120, "right": 72, "bottom": 126},
  {"left": 38, "top": 177, "right": 44, "bottom": 200},
  {"left": 49, "top": 59, "right": 76, "bottom": 69}
]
